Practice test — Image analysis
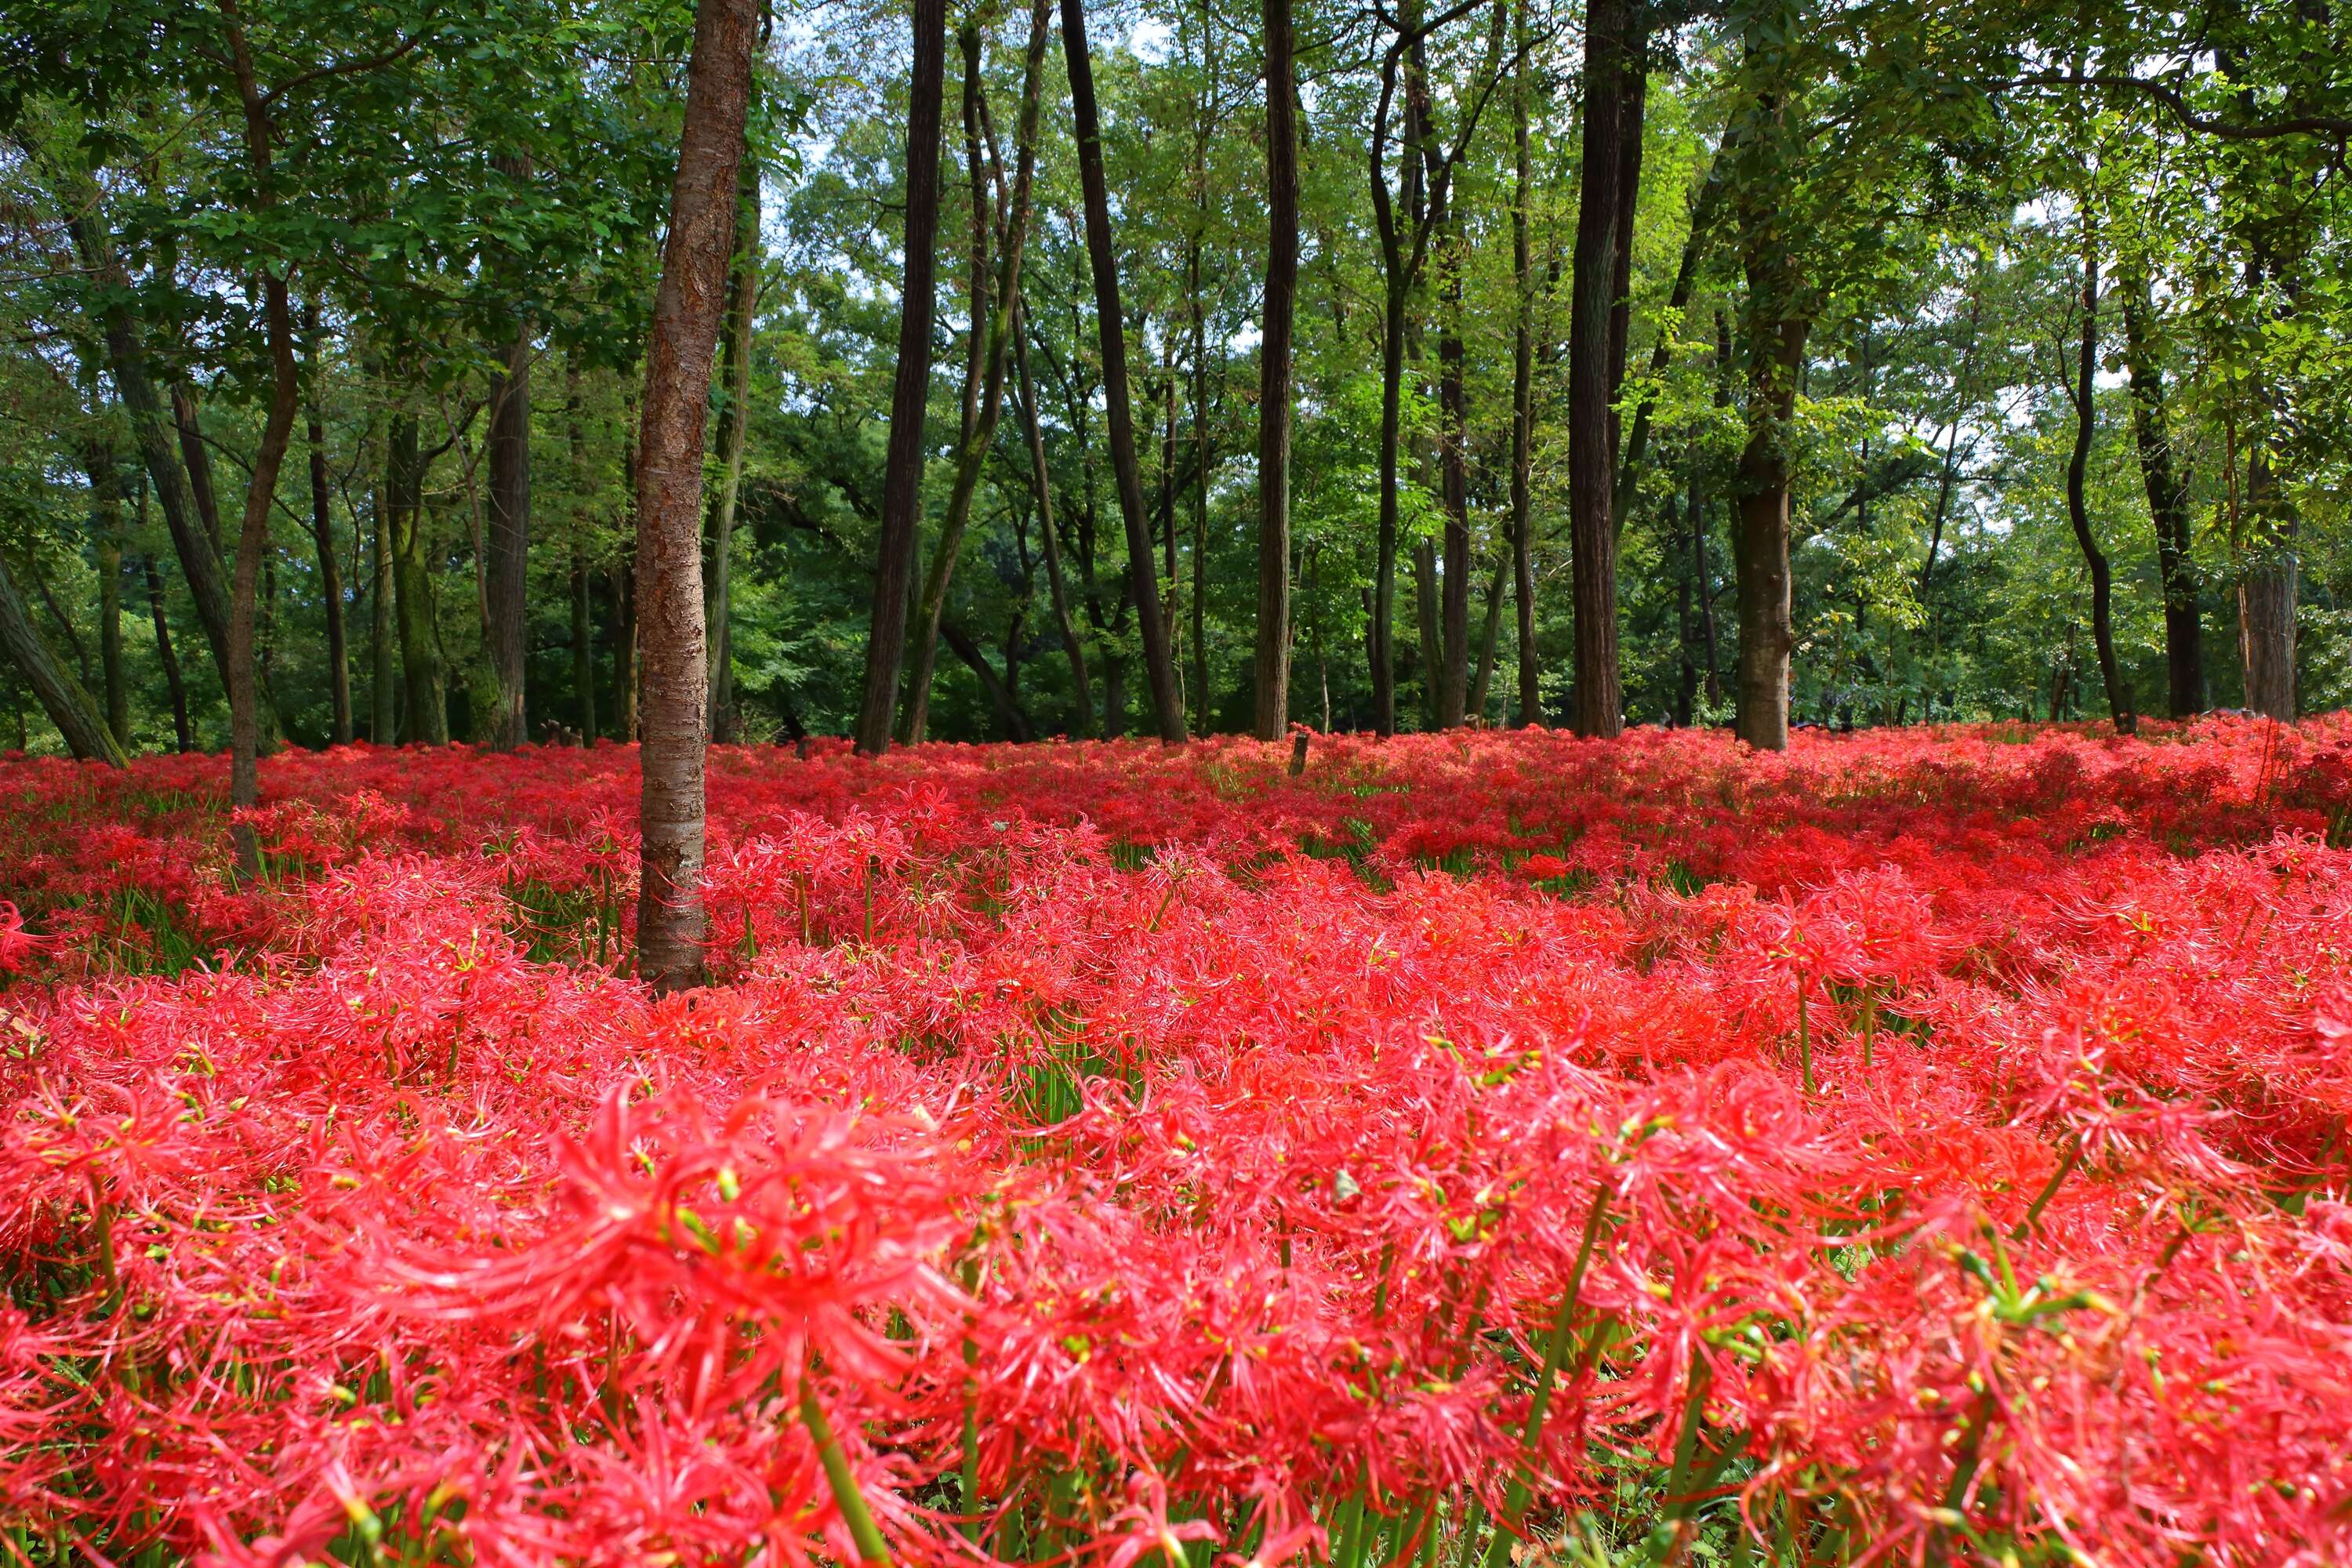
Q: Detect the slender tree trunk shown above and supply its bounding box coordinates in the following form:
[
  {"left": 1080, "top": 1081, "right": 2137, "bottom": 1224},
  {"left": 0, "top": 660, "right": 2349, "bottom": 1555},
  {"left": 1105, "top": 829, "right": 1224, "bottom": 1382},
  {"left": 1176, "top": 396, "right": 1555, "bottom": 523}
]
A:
[
  {"left": 1188, "top": 246, "right": 1210, "bottom": 734},
  {"left": 1470, "top": 544, "right": 1509, "bottom": 720},
  {"left": 66, "top": 207, "right": 237, "bottom": 696},
  {"left": 631, "top": 0, "right": 758, "bottom": 993},
  {"left": 1613, "top": 158, "right": 1723, "bottom": 535},
  {"left": 2066, "top": 223, "right": 2133, "bottom": 734},
  {"left": 172, "top": 386, "right": 227, "bottom": 559},
  {"left": 485, "top": 306, "right": 532, "bottom": 752},
  {"left": 1373, "top": 274, "right": 1409, "bottom": 735},
  {"left": 303, "top": 304, "right": 354, "bottom": 744},
  {"left": 386, "top": 414, "right": 446, "bottom": 743},
  {"left": 1691, "top": 457, "right": 1720, "bottom": 707},
  {"left": 706, "top": 150, "right": 761, "bottom": 743},
  {"left": 1567, "top": 0, "right": 1632, "bottom": 737},
  {"left": 2118, "top": 270, "right": 2203, "bottom": 717},
  {"left": 1064, "top": 0, "right": 1185, "bottom": 742},
  {"left": 368, "top": 405, "right": 397, "bottom": 742},
  {"left": 617, "top": 399, "right": 640, "bottom": 741},
  {"left": 1253, "top": 0, "right": 1298, "bottom": 739},
  {"left": 79, "top": 430, "right": 131, "bottom": 749},
  {"left": 902, "top": 0, "right": 1051, "bottom": 745},
  {"left": 219, "top": 2, "right": 305, "bottom": 872},
  {"left": 1014, "top": 304, "right": 1093, "bottom": 734},
  {"left": 1733, "top": 306, "right": 1806, "bottom": 751},
  {"left": 0, "top": 550, "right": 124, "bottom": 764},
  {"left": 566, "top": 373, "right": 601, "bottom": 742},
  {"left": 854, "top": 0, "right": 951, "bottom": 755},
  {"left": 1436, "top": 238, "right": 1470, "bottom": 728},
  {"left": 141, "top": 554, "right": 192, "bottom": 752},
  {"left": 1510, "top": 0, "right": 1538, "bottom": 726}
]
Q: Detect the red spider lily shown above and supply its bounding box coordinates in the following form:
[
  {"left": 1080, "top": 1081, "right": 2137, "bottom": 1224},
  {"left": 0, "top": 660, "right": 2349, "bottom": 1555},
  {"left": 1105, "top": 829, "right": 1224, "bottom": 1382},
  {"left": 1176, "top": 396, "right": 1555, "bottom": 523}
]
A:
[{"left": 0, "top": 720, "right": 2348, "bottom": 1566}]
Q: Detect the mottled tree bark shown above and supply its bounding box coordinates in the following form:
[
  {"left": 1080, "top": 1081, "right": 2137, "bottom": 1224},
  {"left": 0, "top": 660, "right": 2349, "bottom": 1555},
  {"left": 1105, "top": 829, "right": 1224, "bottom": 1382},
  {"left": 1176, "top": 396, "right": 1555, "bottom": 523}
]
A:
[{"left": 631, "top": 0, "right": 759, "bottom": 993}]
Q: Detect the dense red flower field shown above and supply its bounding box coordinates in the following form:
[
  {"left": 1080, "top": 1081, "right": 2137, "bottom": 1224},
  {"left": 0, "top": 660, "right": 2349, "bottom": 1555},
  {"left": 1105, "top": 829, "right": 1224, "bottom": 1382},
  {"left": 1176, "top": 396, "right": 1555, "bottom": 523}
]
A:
[{"left": 4, "top": 720, "right": 2351, "bottom": 1568}]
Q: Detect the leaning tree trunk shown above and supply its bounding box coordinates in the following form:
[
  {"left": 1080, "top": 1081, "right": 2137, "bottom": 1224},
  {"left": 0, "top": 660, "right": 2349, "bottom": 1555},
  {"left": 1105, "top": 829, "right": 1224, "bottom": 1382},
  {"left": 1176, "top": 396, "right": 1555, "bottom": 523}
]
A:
[
  {"left": 1566, "top": 0, "right": 1632, "bottom": 739},
  {"left": 2066, "top": 226, "right": 2133, "bottom": 735},
  {"left": 706, "top": 148, "right": 760, "bottom": 744},
  {"left": 853, "top": 0, "right": 950, "bottom": 756},
  {"left": 2119, "top": 271, "right": 2203, "bottom": 717},
  {"left": 631, "top": 0, "right": 758, "bottom": 993},
  {"left": 1252, "top": 0, "right": 1298, "bottom": 739},
  {"left": 66, "top": 206, "right": 238, "bottom": 697},
  {"left": 1064, "top": 0, "right": 1185, "bottom": 743},
  {"left": 0, "top": 550, "right": 124, "bottom": 765}
]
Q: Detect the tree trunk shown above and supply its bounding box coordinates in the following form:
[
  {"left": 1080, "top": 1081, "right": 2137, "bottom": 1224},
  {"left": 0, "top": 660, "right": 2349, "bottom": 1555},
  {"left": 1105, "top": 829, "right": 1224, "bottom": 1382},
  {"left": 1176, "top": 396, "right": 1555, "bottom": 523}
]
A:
[
  {"left": 902, "top": 0, "right": 1051, "bottom": 746},
  {"left": 2119, "top": 271, "right": 2203, "bottom": 717},
  {"left": 1692, "top": 458, "right": 1721, "bottom": 708},
  {"left": 943, "top": 619, "right": 1036, "bottom": 741},
  {"left": 1373, "top": 270, "right": 1409, "bottom": 735},
  {"left": 303, "top": 304, "right": 354, "bottom": 745},
  {"left": 1567, "top": 0, "right": 1632, "bottom": 738},
  {"left": 1064, "top": 0, "right": 1185, "bottom": 743},
  {"left": 1014, "top": 303, "right": 1094, "bottom": 735},
  {"left": 485, "top": 310, "right": 532, "bottom": 752},
  {"left": 706, "top": 149, "right": 761, "bottom": 744},
  {"left": 1733, "top": 305, "right": 1806, "bottom": 751},
  {"left": 1510, "top": 0, "right": 1538, "bottom": 727},
  {"left": 2238, "top": 456, "right": 2296, "bottom": 720},
  {"left": 79, "top": 430, "right": 131, "bottom": 750},
  {"left": 141, "top": 554, "right": 193, "bottom": 752},
  {"left": 2066, "top": 225, "right": 2133, "bottom": 735},
  {"left": 631, "top": 0, "right": 758, "bottom": 993},
  {"left": 566, "top": 373, "right": 601, "bottom": 742},
  {"left": 368, "top": 413, "right": 397, "bottom": 742},
  {"left": 1436, "top": 238, "right": 1470, "bottom": 728},
  {"left": 1469, "top": 544, "right": 1509, "bottom": 720},
  {"left": 386, "top": 413, "right": 447, "bottom": 743},
  {"left": 219, "top": 2, "right": 306, "bottom": 873},
  {"left": 1188, "top": 246, "right": 1211, "bottom": 734},
  {"left": 1414, "top": 535, "right": 1442, "bottom": 728},
  {"left": 172, "top": 386, "right": 227, "bottom": 559},
  {"left": 0, "top": 550, "right": 124, "bottom": 765},
  {"left": 65, "top": 207, "right": 238, "bottom": 696},
  {"left": 1613, "top": 158, "right": 1722, "bottom": 535},
  {"left": 854, "top": 0, "right": 950, "bottom": 756},
  {"left": 1253, "top": 0, "right": 1297, "bottom": 740}
]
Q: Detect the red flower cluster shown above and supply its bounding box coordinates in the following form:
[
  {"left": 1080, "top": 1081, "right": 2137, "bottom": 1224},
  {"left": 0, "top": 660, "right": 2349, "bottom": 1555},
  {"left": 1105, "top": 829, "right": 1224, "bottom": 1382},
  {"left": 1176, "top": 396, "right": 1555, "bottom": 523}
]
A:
[{"left": 2, "top": 718, "right": 2349, "bottom": 1567}]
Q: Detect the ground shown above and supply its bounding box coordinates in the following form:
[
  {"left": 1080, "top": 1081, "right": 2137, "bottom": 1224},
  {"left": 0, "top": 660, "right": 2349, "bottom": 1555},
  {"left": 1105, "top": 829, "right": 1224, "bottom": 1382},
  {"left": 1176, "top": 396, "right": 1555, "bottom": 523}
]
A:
[{"left": 2, "top": 720, "right": 2350, "bottom": 1567}]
